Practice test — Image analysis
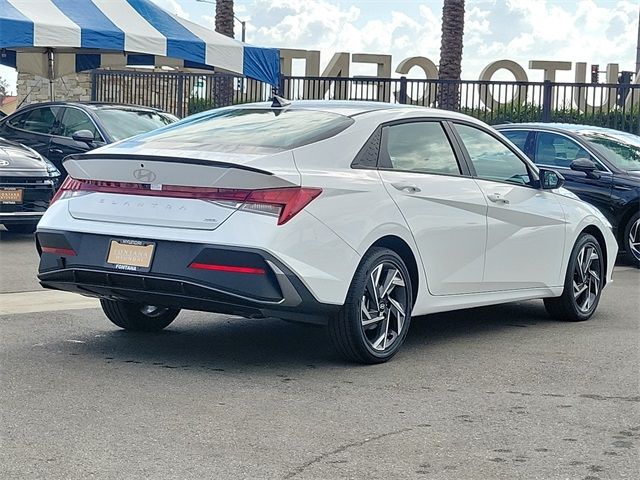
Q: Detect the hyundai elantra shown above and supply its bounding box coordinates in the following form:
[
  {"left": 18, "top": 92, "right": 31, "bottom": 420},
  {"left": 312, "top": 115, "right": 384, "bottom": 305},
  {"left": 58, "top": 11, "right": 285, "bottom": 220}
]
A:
[{"left": 36, "top": 101, "right": 617, "bottom": 363}]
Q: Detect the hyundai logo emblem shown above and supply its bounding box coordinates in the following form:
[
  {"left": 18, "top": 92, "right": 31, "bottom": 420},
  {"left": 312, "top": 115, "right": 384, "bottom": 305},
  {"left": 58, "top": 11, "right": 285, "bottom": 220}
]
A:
[
  {"left": 0, "top": 160, "right": 10, "bottom": 166},
  {"left": 132, "top": 168, "right": 157, "bottom": 183}
]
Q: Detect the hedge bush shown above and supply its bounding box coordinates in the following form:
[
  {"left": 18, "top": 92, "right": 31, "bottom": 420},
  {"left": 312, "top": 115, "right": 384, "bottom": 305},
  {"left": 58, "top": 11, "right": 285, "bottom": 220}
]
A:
[{"left": 460, "top": 103, "right": 639, "bottom": 134}]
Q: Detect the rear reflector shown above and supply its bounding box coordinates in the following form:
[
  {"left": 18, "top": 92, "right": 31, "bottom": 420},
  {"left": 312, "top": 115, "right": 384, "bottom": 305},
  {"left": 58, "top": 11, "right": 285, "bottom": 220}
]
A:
[
  {"left": 189, "top": 262, "right": 266, "bottom": 275},
  {"left": 51, "top": 177, "right": 321, "bottom": 225},
  {"left": 41, "top": 246, "right": 76, "bottom": 256}
]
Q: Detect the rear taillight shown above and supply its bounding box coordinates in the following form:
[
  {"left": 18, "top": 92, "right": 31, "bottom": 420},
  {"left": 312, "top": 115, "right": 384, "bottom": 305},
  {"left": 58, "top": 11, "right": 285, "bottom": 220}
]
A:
[
  {"left": 50, "top": 177, "right": 321, "bottom": 225},
  {"left": 243, "top": 187, "right": 322, "bottom": 225},
  {"left": 41, "top": 246, "right": 76, "bottom": 256},
  {"left": 49, "top": 176, "right": 78, "bottom": 205}
]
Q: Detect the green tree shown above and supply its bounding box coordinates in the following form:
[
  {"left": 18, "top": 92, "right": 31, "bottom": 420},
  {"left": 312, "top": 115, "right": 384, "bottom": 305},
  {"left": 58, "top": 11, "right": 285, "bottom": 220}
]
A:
[
  {"left": 438, "top": 0, "right": 465, "bottom": 110},
  {"left": 215, "top": 0, "right": 235, "bottom": 37}
]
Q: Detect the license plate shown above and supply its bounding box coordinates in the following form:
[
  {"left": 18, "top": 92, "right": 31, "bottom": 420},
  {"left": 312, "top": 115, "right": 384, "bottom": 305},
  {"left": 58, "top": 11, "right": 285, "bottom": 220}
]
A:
[
  {"left": 0, "top": 188, "right": 23, "bottom": 204},
  {"left": 106, "top": 239, "right": 155, "bottom": 271}
]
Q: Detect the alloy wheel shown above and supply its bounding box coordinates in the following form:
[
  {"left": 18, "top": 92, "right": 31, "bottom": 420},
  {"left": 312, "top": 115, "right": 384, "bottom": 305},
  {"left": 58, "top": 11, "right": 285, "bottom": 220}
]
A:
[
  {"left": 360, "top": 262, "right": 408, "bottom": 352},
  {"left": 572, "top": 243, "right": 602, "bottom": 313},
  {"left": 629, "top": 218, "right": 640, "bottom": 261}
]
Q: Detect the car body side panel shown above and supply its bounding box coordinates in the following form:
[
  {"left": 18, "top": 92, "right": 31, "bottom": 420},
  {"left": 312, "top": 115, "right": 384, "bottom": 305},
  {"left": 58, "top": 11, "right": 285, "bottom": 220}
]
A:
[
  {"left": 553, "top": 192, "right": 618, "bottom": 286},
  {"left": 474, "top": 180, "right": 568, "bottom": 289},
  {"left": 290, "top": 119, "right": 432, "bottom": 311},
  {"left": 379, "top": 170, "right": 488, "bottom": 295}
]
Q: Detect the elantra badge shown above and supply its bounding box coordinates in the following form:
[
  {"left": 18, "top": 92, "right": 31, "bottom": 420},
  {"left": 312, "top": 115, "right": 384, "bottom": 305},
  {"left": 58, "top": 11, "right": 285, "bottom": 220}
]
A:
[{"left": 133, "top": 168, "right": 157, "bottom": 183}]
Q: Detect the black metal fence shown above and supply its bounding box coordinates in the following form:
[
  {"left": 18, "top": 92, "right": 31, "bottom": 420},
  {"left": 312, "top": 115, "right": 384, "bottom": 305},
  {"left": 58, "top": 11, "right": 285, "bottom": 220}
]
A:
[
  {"left": 91, "top": 70, "right": 272, "bottom": 118},
  {"left": 92, "top": 70, "right": 640, "bottom": 134}
]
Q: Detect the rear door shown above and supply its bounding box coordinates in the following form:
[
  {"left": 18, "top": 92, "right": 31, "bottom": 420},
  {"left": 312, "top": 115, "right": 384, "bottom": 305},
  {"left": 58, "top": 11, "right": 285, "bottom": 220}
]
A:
[
  {"left": 0, "top": 105, "right": 61, "bottom": 158},
  {"left": 377, "top": 120, "right": 488, "bottom": 295},
  {"left": 452, "top": 123, "right": 566, "bottom": 290}
]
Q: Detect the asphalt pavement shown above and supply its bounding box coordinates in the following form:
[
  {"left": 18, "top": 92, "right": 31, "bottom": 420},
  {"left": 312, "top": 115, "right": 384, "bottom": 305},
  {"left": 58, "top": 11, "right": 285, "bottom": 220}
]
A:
[{"left": 1, "top": 230, "right": 638, "bottom": 480}]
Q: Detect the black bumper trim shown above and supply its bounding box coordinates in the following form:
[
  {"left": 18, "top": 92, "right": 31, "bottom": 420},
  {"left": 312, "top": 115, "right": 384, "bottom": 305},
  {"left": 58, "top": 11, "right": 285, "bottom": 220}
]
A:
[{"left": 37, "top": 232, "right": 339, "bottom": 324}]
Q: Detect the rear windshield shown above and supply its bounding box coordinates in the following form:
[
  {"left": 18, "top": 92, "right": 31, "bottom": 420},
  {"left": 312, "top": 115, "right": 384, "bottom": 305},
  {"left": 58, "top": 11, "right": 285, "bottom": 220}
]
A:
[
  {"left": 93, "top": 108, "right": 175, "bottom": 141},
  {"left": 123, "top": 108, "right": 355, "bottom": 152}
]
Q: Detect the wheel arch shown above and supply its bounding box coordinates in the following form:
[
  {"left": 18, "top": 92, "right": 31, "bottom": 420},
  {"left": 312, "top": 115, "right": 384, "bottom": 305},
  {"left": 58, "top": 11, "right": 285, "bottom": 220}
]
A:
[
  {"left": 579, "top": 224, "right": 608, "bottom": 285},
  {"left": 617, "top": 204, "right": 639, "bottom": 246},
  {"left": 366, "top": 235, "right": 419, "bottom": 305}
]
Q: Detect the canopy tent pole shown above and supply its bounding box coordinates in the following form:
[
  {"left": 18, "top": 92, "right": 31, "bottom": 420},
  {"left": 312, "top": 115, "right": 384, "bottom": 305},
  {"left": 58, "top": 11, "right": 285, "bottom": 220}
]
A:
[{"left": 46, "top": 48, "right": 55, "bottom": 101}]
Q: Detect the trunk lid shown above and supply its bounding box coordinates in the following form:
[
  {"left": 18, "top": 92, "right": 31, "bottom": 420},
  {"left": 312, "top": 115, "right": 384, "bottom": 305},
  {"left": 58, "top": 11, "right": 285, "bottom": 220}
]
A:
[{"left": 64, "top": 150, "right": 300, "bottom": 230}]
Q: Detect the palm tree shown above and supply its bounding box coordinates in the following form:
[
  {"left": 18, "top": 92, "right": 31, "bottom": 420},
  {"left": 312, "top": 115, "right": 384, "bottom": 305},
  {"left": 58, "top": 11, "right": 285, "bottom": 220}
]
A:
[
  {"left": 215, "top": 0, "right": 235, "bottom": 38},
  {"left": 214, "top": 0, "right": 235, "bottom": 107},
  {"left": 438, "top": 0, "right": 465, "bottom": 110}
]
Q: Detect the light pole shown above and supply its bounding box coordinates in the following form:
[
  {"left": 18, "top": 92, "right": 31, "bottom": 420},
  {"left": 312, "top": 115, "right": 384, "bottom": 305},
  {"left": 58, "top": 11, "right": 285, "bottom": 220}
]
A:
[
  {"left": 237, "top": 16, "right": 246, "bottom": 43},
  {"left": 636, "top": 6, "right": 639, "bottom": 74},
  {"left": 196, "top": 0, "right": 247, "bottom": 42}
]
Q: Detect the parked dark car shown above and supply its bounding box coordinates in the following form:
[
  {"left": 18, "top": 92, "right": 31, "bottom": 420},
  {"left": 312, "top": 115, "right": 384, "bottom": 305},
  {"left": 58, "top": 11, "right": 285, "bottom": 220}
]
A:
[
  {"left": 496, "top": 123, "right": 640, "bottom": 266},
  {"left": 0, "top": 137, "right": 61, "bottom": 233},
  {"left": 0, "top": 102, "right": 177, "bottom": 175}
]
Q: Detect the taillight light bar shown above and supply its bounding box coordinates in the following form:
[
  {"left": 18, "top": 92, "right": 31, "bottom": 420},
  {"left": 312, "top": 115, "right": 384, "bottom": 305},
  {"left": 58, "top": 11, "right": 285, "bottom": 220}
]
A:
[
  {"left": 51, "top": 177, "right": 321, "bottom": 225},
  {"left": 189, "top": 262, "right": 266, "bottom": 275},
  {"left": 41, "top": 246, "right": 76, "bottom": 256}
]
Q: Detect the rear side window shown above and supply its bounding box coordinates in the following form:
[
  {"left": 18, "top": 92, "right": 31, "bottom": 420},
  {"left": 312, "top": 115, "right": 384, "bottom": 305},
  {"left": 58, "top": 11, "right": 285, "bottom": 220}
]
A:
[
  {"left": 381, "top": 122, "right": 460, "bottom": 175},
  {"left": 124, "top": 108, "right": 355, "bottom": 152},
  {"left": 10, "top": 106, "right": 60, "bottom": 134}
]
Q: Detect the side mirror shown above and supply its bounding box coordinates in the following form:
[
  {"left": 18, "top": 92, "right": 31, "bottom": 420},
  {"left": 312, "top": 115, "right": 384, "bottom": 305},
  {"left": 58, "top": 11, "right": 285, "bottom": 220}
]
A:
[
  {"left": 570, "top": 158, "right": 600, "bottom": 179},
  {"left": 72, "top": 129, "right": 95, "bottom": 143},
  {"left": 539, "top": 168, "right": 565, "bottom": 190}
]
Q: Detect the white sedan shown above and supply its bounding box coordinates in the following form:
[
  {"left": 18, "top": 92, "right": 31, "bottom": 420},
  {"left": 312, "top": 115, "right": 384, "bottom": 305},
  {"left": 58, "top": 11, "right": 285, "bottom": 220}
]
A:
[{"left": 36, "top": 100, "right": 617, "bottom": 363}]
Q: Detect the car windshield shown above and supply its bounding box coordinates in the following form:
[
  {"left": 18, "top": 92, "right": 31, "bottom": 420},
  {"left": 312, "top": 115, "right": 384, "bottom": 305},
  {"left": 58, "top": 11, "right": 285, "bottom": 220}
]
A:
[
  {"left": 124, "top": 108, "right": 355, "bottom": 152},
  {"left": 580, "top": 131, "right": 640, "bottom": 171},
  {"left": 93, "top": 108, "right": 175, "bottom": 141}
]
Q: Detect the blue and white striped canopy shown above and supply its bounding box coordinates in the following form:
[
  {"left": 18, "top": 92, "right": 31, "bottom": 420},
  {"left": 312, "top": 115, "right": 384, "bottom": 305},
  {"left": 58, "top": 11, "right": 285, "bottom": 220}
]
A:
[{"left": 0, "top": 0, "right": 280, "bottom": 85}]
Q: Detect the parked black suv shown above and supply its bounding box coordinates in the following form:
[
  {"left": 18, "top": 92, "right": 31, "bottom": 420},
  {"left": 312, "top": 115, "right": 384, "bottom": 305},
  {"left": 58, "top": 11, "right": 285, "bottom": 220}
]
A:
[
  {"left": 496, "top": 123, "right": 640, "bottom": 266},
  {"left": 0, "top": 102, "right": 177, "bottom": 175}
]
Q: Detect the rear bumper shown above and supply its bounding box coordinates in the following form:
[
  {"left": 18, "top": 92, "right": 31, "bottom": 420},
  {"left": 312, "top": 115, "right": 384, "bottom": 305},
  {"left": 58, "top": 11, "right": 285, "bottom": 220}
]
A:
[
  {"left": 36, "top": 230, "right": 339, "bottom": 324},
  {"left": 0, "top": 211, "right": 44, "bottom": 224}
]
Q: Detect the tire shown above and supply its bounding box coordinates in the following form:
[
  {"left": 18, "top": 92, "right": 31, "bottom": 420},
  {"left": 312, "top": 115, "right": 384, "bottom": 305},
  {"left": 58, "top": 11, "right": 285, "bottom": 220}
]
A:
[
  {"left": 622, "top": 212, "right": 640, "bottom": 267},
  {"left": 544, "top": 233, "right": 604, "bottom": 322},
  {"left": 100, "top": 299, "right": 179, "bottom": 332},
  {"left": 5, "top": 223, "right": 37, "bottom": 234},
  {"left": 329, "top": 247, "right": 413, "bottom": 364}
]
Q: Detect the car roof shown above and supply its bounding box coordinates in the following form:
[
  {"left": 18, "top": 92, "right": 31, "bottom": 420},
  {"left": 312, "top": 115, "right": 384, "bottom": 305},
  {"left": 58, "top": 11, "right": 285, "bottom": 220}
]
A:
[
  {"left": 229, "top": 100, "right": 484, "bottom": 123},
  {"left": 494, "top": 122, "right": 632, "bottom": 136},
  {"left": 14, "top": 101, "right": 164, "bottom": 113},
  {"left": 231, "top": 100, "right": 413, "bottom": 116}
]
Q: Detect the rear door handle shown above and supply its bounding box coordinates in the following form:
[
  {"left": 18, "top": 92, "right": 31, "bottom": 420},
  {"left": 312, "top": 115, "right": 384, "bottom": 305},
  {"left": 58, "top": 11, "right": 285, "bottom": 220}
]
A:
[
  {"left": 391, "top": 182, "right": 421, "bottom": 194},
  {"left": 487, "top": 193, "right": 509, "bottom": 204},
  {"left": 50, "top": 148, "right": 64, "bottom": 155}
]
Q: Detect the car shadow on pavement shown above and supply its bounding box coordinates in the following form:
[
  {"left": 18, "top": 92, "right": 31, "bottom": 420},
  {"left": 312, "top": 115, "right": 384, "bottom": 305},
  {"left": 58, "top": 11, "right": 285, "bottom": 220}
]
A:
[{"left": 64, "top": 300, "right": 556, "bottom": 372}]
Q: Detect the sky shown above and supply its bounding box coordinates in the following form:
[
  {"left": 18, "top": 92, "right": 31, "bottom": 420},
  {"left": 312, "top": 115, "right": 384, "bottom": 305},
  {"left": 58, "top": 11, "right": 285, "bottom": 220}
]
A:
[{"left": 1, "top": 0, "right": 638, "bottom": 94}]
